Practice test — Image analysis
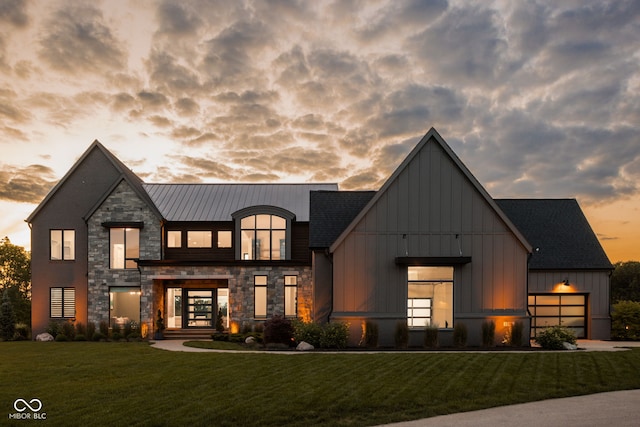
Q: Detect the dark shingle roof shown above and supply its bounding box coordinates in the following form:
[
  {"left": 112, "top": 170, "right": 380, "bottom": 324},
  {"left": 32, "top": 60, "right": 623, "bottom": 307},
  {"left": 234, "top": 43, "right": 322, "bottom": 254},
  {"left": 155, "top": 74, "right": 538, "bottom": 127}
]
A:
[
  {"left": 495, "top": 199, "right": 612, "bottom": 270},
  {"left": 309, "top": 191, "right": 376, "bottom": 248},
  {"left": 144, "top": 183, "right": 338, "bottom": 222}
]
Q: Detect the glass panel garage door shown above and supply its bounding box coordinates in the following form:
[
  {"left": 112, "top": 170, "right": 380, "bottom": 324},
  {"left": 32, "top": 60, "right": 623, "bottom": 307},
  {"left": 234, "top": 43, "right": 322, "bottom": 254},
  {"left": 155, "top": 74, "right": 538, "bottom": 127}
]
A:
[{"left": 529, "top": 294, "right": 586, "bottom": 338}]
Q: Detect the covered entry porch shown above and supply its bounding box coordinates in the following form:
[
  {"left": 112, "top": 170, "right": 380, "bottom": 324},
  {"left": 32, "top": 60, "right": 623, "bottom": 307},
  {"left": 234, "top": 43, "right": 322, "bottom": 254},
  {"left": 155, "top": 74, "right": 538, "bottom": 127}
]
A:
[{"left": 153, "top": 278, "right": 229, "bottom": 333}]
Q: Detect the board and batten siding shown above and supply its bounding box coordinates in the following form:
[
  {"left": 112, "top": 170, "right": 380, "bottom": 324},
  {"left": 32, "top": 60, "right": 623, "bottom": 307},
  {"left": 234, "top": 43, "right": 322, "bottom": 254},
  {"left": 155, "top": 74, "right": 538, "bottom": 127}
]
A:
[
  {"left": 528, "top": 270, "right": 611, "bottom": 339},
  {"left": 332, "top": 138, "right": 530, "bottom": 324}
]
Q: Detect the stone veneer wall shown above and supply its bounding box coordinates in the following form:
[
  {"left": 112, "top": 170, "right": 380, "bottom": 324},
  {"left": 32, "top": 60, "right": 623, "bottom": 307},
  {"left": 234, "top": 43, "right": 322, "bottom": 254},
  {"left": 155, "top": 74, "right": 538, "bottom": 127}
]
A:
[
  {"left": 140, "top": 264, "right": 313, "bottom": 330},
  {"left": 87, "top": 180, "right": 161, "bottom": 333}
]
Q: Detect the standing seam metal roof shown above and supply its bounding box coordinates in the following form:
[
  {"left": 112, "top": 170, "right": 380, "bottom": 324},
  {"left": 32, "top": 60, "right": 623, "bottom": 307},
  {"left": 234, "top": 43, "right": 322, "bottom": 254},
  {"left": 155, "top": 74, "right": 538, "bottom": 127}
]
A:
[{"left": 143, "top": 183, "right": 338, "bottom": 222}]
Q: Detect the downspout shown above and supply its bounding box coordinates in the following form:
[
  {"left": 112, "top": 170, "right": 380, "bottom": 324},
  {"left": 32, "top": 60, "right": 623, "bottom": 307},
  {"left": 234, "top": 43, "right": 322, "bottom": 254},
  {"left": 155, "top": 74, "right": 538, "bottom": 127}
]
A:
[
  {"left": 325, "top": 248, "right": 334, "bottom": 324},
  {"left": 526, "top": 250, "right": 534, "bottom": 345}
]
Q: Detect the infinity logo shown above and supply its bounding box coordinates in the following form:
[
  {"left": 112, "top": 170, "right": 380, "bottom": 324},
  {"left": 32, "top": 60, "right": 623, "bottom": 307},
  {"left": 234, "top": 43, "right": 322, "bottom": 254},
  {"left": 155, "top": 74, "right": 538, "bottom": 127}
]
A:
[{"left": 13, "top": 398, "right": 43, "bottom": 412}]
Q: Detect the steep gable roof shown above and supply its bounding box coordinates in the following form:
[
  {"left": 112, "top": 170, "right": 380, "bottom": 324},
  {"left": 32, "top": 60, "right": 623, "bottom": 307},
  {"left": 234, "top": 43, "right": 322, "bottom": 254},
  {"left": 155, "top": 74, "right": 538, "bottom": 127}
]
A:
[
  {"left": 144, "top": 183, "right": 338, "bottom": 222},
  {"left": 27, "top": 140, "right": 162, "bottom": 223},
  {"left": 329, "top": 128, "right": 532, "bottom": 253},
  {"left": 496, "top": 199, "right": 612, "bottom": 270},
  {"left": 309, "top": 190, "right": 376, "bottom": 248}
]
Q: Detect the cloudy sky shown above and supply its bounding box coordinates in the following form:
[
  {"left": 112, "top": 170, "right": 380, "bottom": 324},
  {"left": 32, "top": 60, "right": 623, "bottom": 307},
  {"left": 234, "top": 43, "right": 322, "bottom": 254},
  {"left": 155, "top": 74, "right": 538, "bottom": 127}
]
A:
[{"left": 1, "top": 0, "right": 639, "bottom": 261}]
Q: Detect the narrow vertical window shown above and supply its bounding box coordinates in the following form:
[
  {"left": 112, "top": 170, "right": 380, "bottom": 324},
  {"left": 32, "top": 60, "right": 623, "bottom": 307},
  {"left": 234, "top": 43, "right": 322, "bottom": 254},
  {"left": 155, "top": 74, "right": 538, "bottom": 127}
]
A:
[
  {"left": 110, "top": 228, "right": 140, "bottom": 269},
  {"left": 254, "top": 275, "right": 268, "bottom": 318},
  {"left": 50, "top": 287, "right": 76, "bottom": 318},
  {"left": 284, "top": 276, "right": 297, "bottom": 318},
  {"left": 50, "top": 229, "right": 75, "bottom": 260}
]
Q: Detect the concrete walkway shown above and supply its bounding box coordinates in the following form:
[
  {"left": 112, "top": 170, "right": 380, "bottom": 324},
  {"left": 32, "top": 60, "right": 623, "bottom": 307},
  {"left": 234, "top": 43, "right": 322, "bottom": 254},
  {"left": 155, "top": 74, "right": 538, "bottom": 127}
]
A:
[
  {"left": 149, "top": 339, "right": 640, "bottom": 353},
  {"left": 149, "top": 339, "right": 640, "bottom": 426}
]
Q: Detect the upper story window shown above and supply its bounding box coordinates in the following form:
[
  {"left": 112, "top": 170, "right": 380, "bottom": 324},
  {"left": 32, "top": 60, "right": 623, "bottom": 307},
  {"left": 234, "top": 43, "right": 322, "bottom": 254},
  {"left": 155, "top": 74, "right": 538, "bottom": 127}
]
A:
[
  {"left": 50, "top": 229, "right": 75, "bottom": 260},
  {"left": 217, "top": 231, "right": 232, "bottom": 248},
  {"left": 110, "top": 228, "right": 139, "bottom": 269},
  {"left": 167, "top": 231, "right": 181, "bottom": 248},
  {"left": 187, "top": 231, "right": 212, "bottom": 248},
  {"left": 240, "top": 214, "right": 286, "bottom": 260}
]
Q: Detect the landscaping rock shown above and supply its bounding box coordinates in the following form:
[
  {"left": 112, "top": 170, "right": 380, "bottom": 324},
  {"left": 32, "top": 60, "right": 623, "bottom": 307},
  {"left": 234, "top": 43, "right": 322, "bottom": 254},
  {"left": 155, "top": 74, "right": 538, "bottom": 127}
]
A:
[
  {"left": 562, "top": 341, "right": 578, "bottom": 350},
  {"left": 296, "top": 341, "right": 314, "bottom": 351},
  {"left": 245, "top": 336, "right": 256, "bottom": 344},
  {"left": 36, "top": 333, "right": 54, "bottom": 342}
]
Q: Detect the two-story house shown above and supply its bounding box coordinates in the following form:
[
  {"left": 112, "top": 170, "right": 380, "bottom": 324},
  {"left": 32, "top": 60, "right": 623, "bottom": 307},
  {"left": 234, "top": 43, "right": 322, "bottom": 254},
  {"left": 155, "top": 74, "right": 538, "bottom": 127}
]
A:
[{"left": 28, "top": 128, "right": 612, "bottom": 345}]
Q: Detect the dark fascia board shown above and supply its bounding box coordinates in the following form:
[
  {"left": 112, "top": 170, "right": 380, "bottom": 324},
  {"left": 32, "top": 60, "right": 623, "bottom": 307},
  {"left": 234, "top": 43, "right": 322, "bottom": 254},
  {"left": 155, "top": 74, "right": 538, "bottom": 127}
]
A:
[
  {"left": 328, "top": 128, "right": 532, "bottom": 254},
  {"left": 138, "top": 259, "right": 311, "bottom": 267},
  {"left": 101, "top": 221, "right": 144, "bottom": 229},
  {"left": 27, "top": 139, "right": 103, "bottom": 224},
  {"left": 395, "top": 256, "right": 472, "bottom": 266}
]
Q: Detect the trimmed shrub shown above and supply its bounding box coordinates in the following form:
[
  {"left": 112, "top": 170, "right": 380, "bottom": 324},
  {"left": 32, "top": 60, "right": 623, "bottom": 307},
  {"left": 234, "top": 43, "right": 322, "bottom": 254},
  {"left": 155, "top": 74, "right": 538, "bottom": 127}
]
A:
[
  {"left": 123, "top": 321, "right": 133, "bottom": 338},
  {"left": 87, "top": 322, "right": 96, "bottom": 340},
  {"left": 510, "top": 321, "right": 524, "bottom": 346},
  {"left": 212, "top": 333, "right": 229, "bottom": 341},
  {"left": 535, "top": 325, "right": 577, "bottom": 350},
  {"left": 111, "top": 332, "right": 122, "bottom": 341},
  {"left": 61, "top": 321, "right": 75, "bottom": 340},
  {"left": 293, "top": 320, "right": 323, "bottom": 347},
  {"left": 55, "top": 334, "right": 68, "bottom": 342},
  {"left": 482, "top": 320, "right": 496, "bottom": 347},
  {"left": 319, "top": 322, "right": 349, "bottom": 349},
  {"left": 46, "top": 320, "right": 61, "bottom": 338},
  {"left": 13, "top": 323, "right": 29, "bottom": 341},
  {"left": 215, "top": 308, "right": 225, "bottom": 332},
  {"left": 74, "top": 334, "right": 87, "bottom": 341},
  {"left": 75, "top": 322, "right": 87, "bottom": 337},
  {"left": 92, "top": 332, "right": 106, "bottom": 341},
  {"left": 424, "top": 325, "right": 439, "bottom": 348},
  {"left": 394, "top": 321, "right": 409, "bottom": 349},
  {"left": 453, "top": 322, "right": 468, "bottom": 347},
  {"left": 263, "top": 315, "right": 294, "bottom": 346},
  {"left": 99, "top": 320, "right": 109, "bottom": 337},
  {"left": 363, "top": 320, "right": 379, "bottom": 348},
  {"left": 241, "top": 322, "right": 253, "bottom": 335},
  {"left": 611, "top": 300, "right": 640, "bottom": 340}
]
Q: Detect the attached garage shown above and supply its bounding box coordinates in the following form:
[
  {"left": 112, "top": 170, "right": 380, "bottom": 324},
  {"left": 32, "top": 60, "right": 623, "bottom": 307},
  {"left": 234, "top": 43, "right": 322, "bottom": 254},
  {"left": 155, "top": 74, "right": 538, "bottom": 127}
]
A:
[
  {"left": 497, "top": 199, "right": 613, "bottom": 340},
  {"left": 529, "top": 293, "right": 587, "bottom": 338}
]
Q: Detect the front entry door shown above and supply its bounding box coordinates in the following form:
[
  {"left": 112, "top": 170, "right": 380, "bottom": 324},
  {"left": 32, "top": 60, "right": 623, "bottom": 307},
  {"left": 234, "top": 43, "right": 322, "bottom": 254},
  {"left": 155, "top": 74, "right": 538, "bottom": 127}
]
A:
[{"left": 186, "top": 290, "right": 214, "bottom": 327}]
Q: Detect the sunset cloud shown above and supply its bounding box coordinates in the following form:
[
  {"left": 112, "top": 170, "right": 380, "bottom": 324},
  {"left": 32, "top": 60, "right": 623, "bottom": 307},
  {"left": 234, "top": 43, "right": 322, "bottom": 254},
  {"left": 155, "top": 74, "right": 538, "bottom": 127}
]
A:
[{"left": 0, "top": 0, "right": 638, "bottom": 260}]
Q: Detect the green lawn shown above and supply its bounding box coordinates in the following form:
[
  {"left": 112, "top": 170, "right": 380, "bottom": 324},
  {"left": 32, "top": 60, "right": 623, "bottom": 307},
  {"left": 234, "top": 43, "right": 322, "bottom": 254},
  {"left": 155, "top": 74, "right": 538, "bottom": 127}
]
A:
[{"left": 2, "top": 342, "right": 640, "bottom": 426}]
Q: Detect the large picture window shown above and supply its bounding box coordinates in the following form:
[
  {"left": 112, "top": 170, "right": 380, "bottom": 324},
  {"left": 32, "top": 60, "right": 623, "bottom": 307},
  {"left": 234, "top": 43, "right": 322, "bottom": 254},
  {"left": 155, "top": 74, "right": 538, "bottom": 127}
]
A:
[
  {"left": 110, "top": 228, "right": 140, "bottom": 269},
  {"left": 50, "top": 229, "right": 75, "bottom": 260},
  {"left": 408, "top": 267, "right": 453, "bottom": 329},
  {"left": 110, "top": 287, "right": 141, "bottom": 329},
  {"left": 241, "top": 215, "right": 286, "bottom": 260},
  {"left": 50, "top": 287, "right": 75, "bottom": 318}
]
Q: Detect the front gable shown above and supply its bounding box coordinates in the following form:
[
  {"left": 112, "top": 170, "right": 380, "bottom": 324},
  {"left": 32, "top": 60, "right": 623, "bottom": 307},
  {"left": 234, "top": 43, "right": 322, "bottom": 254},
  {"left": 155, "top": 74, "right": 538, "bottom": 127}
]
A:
[{"left": 330, "top": 128, "right": 531, "bottom": 326}]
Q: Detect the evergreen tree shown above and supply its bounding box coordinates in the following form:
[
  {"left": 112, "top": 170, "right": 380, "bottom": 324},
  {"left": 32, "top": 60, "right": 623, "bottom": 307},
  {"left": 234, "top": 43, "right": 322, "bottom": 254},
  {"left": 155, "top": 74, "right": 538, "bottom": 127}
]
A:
[{"left": 0, "top": 290, "right": 16, "bottom": 340}]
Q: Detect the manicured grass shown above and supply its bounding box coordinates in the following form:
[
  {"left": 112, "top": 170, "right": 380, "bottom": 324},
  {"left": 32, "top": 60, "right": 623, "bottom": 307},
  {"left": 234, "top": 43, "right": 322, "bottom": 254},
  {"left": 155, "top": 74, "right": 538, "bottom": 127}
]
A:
[{"left": 2, "top": 342, "right": 640, "bottom": 426}]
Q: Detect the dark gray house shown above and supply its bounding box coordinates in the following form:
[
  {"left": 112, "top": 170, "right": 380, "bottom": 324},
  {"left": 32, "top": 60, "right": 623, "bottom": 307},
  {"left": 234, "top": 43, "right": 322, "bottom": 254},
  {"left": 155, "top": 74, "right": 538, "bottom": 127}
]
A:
[{"left": 28, "top": 128, "right": 612, "bottom": 344}]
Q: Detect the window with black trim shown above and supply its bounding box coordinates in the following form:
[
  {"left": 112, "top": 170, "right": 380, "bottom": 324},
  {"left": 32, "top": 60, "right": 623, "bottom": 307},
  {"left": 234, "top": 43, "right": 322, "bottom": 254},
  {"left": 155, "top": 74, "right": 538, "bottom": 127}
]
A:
[
  {"left": 284, "top": 276, "right": 297, "bottom": 318},
  {"left": 187, "top": 231, "right": 212, "bottom": 248},
  {"left": 217, "top": 231, "right": 232, "bottom": 248},
  {"left": 254, "top": 275, "right": 268, "bottom": 318},
  {"left": 241, "top": 215, "right": 286, "bottom": 260},
  {"left": 110, "top": 228, "right": 140, "bottom": 269},
  {"left": 50, "top": 229, "right": 75, "bottom": 260},
  {"left": 50, "top": 287, "right": 75, "bottom": 318},
  {"left": 167, "top": 231, "right": 182, "bottom": 248},
  {"left": 407, "top": 266, "right": 453, "bottom": 329}
]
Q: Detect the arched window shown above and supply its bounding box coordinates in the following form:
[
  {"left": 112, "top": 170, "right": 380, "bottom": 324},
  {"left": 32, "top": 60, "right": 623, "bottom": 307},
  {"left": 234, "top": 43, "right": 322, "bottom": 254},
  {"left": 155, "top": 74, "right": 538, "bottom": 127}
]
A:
[
  {"left": 240, "top": 214, "right": 286, "bottom": 260},
  {"left": 232, "top": 206, "right": 295, "bottom": 261}
]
